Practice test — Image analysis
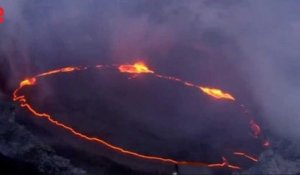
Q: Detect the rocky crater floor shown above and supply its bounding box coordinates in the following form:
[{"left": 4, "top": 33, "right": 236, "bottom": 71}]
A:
[{"left": 1, "top": 101, "right": 300, "bottom": 175}]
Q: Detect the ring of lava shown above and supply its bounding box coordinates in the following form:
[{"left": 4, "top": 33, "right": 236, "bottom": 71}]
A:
[{"left": 13, "top": 62, "right": 270, "bottom": 170}]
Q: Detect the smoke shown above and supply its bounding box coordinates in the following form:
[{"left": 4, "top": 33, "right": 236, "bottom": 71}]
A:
[
  {"left": 209, "top": 1, "right": 300, "bottom": 138},
  {"left": 1, "top": 0, "right": 300, "bottom": 170}
]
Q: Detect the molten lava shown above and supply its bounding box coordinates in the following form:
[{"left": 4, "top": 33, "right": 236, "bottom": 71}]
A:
[
  {"left": 199, "top": 87, "right": 235, "bottom": 101},
  {"left": 207, "top": 157, "right": 240, "bottom": 170},
  {"left": 19, "top": 78, "right": 37, "bottom": 87},
  {"left": 233, "top": 152, "right": 258, "bottom": 162},
  {"left": 37, "top": 66, "right": 81, "bottom": 77},
  {"left": 118, "top": 62, "right": 154, "bottom": 74},
  {"left": 12, "top": 62, "right": 268, "bottom": 171}
]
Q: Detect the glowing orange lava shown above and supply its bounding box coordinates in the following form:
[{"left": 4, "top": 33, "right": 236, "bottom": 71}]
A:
[
  {"left": 199, "top": 87, "right": 235, "bottom": 101},
  {"left": 118, "top": 62, "right": 154, "bottom": 74},
  {"left": 37, "top": 66, "right": 81, "bottom": 77},
  {"left": 12, "top": 63, "right": 268, "bottom": 171},
  {"left": 208, "top": 157, "right": 240, "bottom": 170},
  {"left": 234, "top": 152, "right": 258, "bottom": 162},
  {"left": 19, "top": 78, "right": 37, "bottom": 87}
]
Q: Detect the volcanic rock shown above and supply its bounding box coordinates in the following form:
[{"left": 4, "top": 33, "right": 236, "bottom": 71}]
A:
[
  {"left": 238, "top": 137, "right": 300, "bottom": 175},
  {"left": 0, "top": 101, "right": 86, "bottom": 175}
]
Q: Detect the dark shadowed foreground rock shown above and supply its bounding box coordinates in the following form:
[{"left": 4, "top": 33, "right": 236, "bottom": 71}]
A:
[
  {"left": 0, "top": 101, "right": 167, "bottom": 175},
  {"left": 4, "top": 99, "right": 300, "bottom": 175},
  {"left": 0, "top": 101, "right": 86, "bottom": 175}
]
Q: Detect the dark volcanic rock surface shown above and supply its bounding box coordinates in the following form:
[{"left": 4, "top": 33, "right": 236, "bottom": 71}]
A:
[
  {"left": 0, "top": 101, "right": 168, "bottom": 175},
  {"left": 0, "top": 101, "right": 86, "bottom": 175}
]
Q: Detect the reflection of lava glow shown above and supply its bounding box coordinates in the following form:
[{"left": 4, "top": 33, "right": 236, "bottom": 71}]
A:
[
  {"left": 13, "top": 62, "right": 269, "bottom": 170},
  {"left": 199, "top": 87, "right": 235, "bottom": 101},
  {"left": 118, "top": 62, "right": 154, "bottom": 74}
]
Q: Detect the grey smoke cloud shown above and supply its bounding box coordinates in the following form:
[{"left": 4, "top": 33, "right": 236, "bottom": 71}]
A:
[
  {"left": 1, "top": 0, "right": 300, "bottom": 164},
  {"left": 210, "top": 1, "right": 300, "bottom": 137}
]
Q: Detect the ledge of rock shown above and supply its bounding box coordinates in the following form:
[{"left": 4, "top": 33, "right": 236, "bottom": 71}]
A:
[{"left": 0, "top": 101, "right": 86, "bottom": 175}]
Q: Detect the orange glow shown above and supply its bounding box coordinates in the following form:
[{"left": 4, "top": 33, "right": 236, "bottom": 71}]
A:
[
  {"left": 61, "top": 67, "right": 78, "bottom": 72},
  {"left": 12, "top": 63, "right": 268, "bottom": 170},
  {"left": 263, "top": 139, "right": 271, "bottom": 147},
  {"left": 19, "top": 78, "right": 37, "bottom": 88},
  {"left": 250, "top": 120, "right": 261, "bottom": 138},
  {"left": 37, "top": 66, "right": 81, "bottom": 77},
  {"left": 118, "top": 62, "right": 154, "bottom": 74},
  {"left": 13, "top": 78, "right": 241, "bottom": 170},
  {"left": 234, "top": 152, "right": 258, "bottom": 162},
  {"left": 199, "top": 87, "right": 235, "bottom": 101},
  {"left": 155, "top": 74, "right": 197, "bottom": 88},
  {"left": 208, "top": 157, "right": 240, "bottom": 170}
]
